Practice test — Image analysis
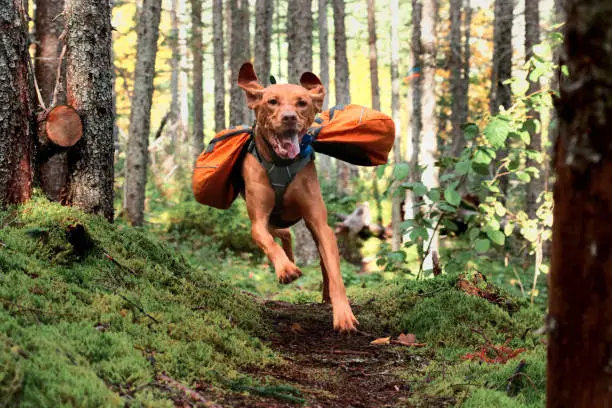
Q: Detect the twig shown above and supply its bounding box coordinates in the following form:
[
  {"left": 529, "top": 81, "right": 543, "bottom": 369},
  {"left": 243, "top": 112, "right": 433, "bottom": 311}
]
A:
[
  {"left": 115, "top": 292, "right": 159, "bottom": 323},
  {"left": 506, "top": 360, "right": 532, "bottom": 396},
  {"left": 50, "top": 45, "right": 67, "bottom": 108},
  {"left": 0, "top": 296, "right": 73, "bottom": 318},
  {"left": 103, "top": 251, "right": 138, "bottom": 276}
]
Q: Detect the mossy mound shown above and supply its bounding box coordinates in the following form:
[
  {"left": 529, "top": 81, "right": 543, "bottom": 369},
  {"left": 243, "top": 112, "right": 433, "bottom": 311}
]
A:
[{"left": 0, "top": 198, "right": 275, "bottom": 406}]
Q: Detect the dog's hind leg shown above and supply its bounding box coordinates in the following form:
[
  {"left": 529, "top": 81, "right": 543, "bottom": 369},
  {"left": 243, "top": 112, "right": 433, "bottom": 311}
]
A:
[{"left": 270, "top": 228, "right": 294, "bottom": 262}]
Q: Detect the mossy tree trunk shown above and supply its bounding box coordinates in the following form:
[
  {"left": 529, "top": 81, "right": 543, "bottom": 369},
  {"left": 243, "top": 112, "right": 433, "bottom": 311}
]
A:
[
  {"left": 547, "top": 1, "right": 612, "bottom": 406},
  {"left": 0, "top": 0, "right": 34, "bottom": 207},
  {"left": 64, "top": 0, "right": 114, "bottom": 221},
  {"left": 124, "top": 0, "right": 163, "bottom": 225}
]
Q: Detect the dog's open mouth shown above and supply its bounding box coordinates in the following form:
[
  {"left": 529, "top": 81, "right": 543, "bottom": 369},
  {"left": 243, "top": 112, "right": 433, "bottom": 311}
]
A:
[{"left": 270, "top": 131, "right": 300, "bottom": 159}]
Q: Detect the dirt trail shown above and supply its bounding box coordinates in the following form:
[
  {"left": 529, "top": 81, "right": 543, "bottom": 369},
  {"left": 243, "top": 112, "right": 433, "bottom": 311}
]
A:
[{"left": 221, "top": 301, "right": 454, "bottom": 408}]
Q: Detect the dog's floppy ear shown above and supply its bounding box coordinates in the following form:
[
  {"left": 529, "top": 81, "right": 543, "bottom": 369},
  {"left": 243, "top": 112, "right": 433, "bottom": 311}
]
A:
[
  {"left": 300, "top": 72, "right": 326, "bottom": 113},
  {"left": 238, "top": 62, "right": 264, "bottom": 109}
]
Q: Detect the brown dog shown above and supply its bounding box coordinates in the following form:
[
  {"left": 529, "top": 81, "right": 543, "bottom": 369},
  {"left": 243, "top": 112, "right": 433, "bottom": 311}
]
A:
[{"left": 237, "top": 62, "right": 358, "bottom": 333}]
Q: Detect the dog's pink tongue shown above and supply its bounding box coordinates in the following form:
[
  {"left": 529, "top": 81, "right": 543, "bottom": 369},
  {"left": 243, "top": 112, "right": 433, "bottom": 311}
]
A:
[{"left": 281, "top": 134, "right": 300, "bottom": 159}]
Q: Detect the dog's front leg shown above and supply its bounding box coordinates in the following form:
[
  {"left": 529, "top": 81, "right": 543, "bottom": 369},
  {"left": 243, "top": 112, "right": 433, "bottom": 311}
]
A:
[{"left": 251, "top": 221, "right": 302, "bottom": 283}]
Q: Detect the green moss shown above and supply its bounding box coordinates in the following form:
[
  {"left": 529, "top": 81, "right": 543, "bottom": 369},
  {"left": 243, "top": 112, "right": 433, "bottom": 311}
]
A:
[{"left": 0, "top": 197, "right": 276, "bottom": 406}]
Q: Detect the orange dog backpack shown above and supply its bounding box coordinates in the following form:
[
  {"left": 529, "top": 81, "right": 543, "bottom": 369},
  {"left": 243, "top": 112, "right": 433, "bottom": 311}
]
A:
[
  {"left": 192, "top": 126, "right": 252, "bottom": 209},
  {"left": 192, "top": 105, "right": 395, "bottom": 209}
]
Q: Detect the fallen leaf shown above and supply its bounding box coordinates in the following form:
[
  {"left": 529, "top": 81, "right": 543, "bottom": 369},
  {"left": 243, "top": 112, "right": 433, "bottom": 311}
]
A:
[
  {"left": 393, "top": 333, "right": 427, "bottom": 347},
  {"left": 370, "top": 337, "right": 391, "bottom": 345},
  {"left": 290, "top": 323, "right": 306, "bottom": 334}
]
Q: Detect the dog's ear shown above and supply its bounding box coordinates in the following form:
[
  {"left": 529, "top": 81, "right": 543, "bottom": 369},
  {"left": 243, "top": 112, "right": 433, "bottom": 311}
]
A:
[
  {"left": 300, "top": 72, "right": 326, "bottom": 113},
  {"left": 238, "top": 62, "right": 263, "bottom": 109}
]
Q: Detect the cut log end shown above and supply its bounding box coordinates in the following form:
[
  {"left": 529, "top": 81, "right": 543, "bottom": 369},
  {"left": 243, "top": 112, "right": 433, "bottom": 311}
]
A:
[{"left": 45, "top": 105, "right": 83, "bottom": 147}]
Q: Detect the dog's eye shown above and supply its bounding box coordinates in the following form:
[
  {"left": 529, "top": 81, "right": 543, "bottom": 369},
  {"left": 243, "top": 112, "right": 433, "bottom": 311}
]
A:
[
  {"left": 268, "top": 99, "right": 278, "bottom": 105},
  {"left": 297, "top": 100, "right": 308, "bottom": 108}
]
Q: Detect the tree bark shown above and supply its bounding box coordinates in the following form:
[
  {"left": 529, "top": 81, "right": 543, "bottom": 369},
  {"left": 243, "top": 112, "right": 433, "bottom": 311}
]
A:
[
  {"left": 286, "top": 0, "right": 317, "bottom": 265},
  {"left": 525, "top": 0, "right": 542, "bottom": 219},
  {"left": 317, "top": 0, "right": 332, "bottom": 178},
  {"left": 229, "top": 0, "right": 250, "bottom": 126},
  {"left": 255, "top": 0, "right": 273, "bottom": 85},
  {"left": 451, "top": 0, "right": 472, "bottom": 156},
  {"left": 489, "top": 0, "right": 513, "bottom": 115},
  {"left": 420, "top": 0, "right": 439, "bottom": 271},
  {"left": 547, "top": 1, "right": 612, "bottom": 405},
  {"left": 191, "top": 0, "right": 204, "bottom": 159},
  {"left": 332, "top": 0, "right": 356, "bottom": 194},
  {"left": 213, "top": 0, "right": 226, "bottom": 132},
  {"left": 0, "top": 0, "right": 34, "bottom": 206},
  {"left": 124, "top": 0, "right": 162, "bottom": 225},
  {"left": 64, "top": 0, "right": 114, "bottom": 220},
  {"left": 367, "top": 0, "right": 380, "bottom": 112},
  {"left": 449, "top": 0, "right": 468, "bottom": 156},
  {"left": 34, "top": 0, "right": 70, "bottom": 202},
  {"left": 287, "top": 0, "right": 313, "bottom": 83},
  {"left": 390, "top": 0, "right": 402, "bottom": 251}
]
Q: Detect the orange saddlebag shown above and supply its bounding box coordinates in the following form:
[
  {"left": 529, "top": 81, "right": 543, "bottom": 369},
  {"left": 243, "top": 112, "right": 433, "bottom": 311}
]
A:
[
  {"left": 308, "top": 104, "right": 395, "bottom": 166},
  {"left": 192, "top": 126, "right": 252, "bottom": 209}
]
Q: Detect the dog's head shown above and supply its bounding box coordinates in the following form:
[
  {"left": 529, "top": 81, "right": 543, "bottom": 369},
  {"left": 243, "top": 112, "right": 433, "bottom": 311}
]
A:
[{"left": 238, "top": 62, "right": 325, "bottom": 160}]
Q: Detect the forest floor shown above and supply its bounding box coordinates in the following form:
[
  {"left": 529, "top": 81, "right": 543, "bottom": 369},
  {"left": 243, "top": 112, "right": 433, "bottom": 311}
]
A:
[{"left": 220, "top": 301, "right": 449, "bottom": 408}]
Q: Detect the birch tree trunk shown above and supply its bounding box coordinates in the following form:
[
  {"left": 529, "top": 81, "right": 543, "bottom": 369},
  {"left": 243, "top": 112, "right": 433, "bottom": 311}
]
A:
[
  {"left": 35, "top": 0, "right": 69, "bottom": 201},
  {"left": 0, "top": 0, "right": 34, "bottom": 206},
  {"left": 317, "top": 0, "right": 332, "bottom": 178},
  {"left": 191, "top": 0, "right": 204, "bottom": 159},
  {"left": 420, "top": 0, "right": 439, "bottom": 271},
  {"left": 390, "top": 0, "right": 402, "bottom": 251},
  {"left": 124, "top": 0, "right": 162, "bottom": 225},
  {"left": 255, "top": 0, "right": 273, "bottom": 85},
  {"left": 525, "top": 0, "right": 542, "bottom": 218},
  {"left": 213, "top": 0, "right": 226, "bottom": 132},
  {"left": 229, "top": 0, "right": 250, "bottom": 126},
  {"left": 64, "top": 0, "right": 114, "bottom": 220},
  {"left": 547, "top": 1, "right": 612, "bottom": 405},
  {"left": 287, "top": 0, "right": 313, "bottom": 84}
]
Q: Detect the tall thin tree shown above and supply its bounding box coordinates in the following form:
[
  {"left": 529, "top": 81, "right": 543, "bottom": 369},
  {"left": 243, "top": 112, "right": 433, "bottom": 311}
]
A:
[
  {"left": 490, "top": 0, "right": 513, "bottom": 115},
  {"left": 229, "top": 0, "right": 250, "bottom": 125},
  {"left": 255, "top": 0, "right": 273, "bottom": 86},
  {"left": 420, "top": 0, "right": 439, "bottom": 271},
  {"left": 547, "top": 1, "right": 612, "bottom": 405},
  {"left": 287, "top": 0, "right": 313, "bottom": 83},
  {"left": 213, "top": 0, "right": 226, "bottom": 132},
  {"left": 390, "top": 0, "right": 402, "bottom": 250},
  {"left": 317, "top": 0, "right": 332, "bottom": 177},
  {"left": 451, "top": 0, "right": 472, "bottom": 156},
  {"left": 191, "top": 0, "right": 204, "bottom": 159},
  {"left": 0, "top": 0, "right": 34, "bottom": 207},
  {"left": 64, "top": 0, "right": 115, "bottom": 220},
  {"left": 124, "top": 0, "right": 163, "bottom": 225},
  {"left": 525, "top": 0, "right": 542, "bottom": 218}
]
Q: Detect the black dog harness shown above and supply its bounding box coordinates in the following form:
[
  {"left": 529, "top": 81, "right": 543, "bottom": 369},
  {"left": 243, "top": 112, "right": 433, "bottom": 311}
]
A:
[{"left": 247, "top": 137, "right": 313, "bottom": 228}]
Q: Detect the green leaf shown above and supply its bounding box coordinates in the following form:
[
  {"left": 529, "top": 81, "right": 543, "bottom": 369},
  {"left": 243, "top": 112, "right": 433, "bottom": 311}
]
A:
[
  {"left": 484, "top": 116, "right": 512, "bottom": 148},
  {"left": 469, "top": 228, "right": 481, "bottom": 241},
  {"left": 475, "top": 239, "right": 491, "bottom": 253},
  {"left": 516, "top": 171, "right": 531, "bottom": 182},
  {"left": 463, "top": 123, "right": 479, "bottom": 140},
  {"left": 442, "top": 219, "right": 459, "bottom": 232},
  {"left": 427, "top": 188, "right": 441, "bottom": 202},
  {"left": 561, "top": 65, "right": 569, "bottom": 77},
  {"left": 413, "top": 182, "right": 428, "bottom": 197},
  {"left": 494, "top": 201, "right": 506, "bottom": 217},
  {"left": 487, "top": 230, "right": 506, "bottom": 246},
  {"left": 455, "top": 160, "right": 472, "bottom": 175},
  {"left": 399, "top": 220, "right": 413, "bottom": 230},
  {"left": 444, "top": 183, "right": 461, "bottom": 206},
  {"left": 393, "top": 163, "right": 410, "bottom": 180},
  {"left": 376, "top": 164, "right": 387, "bottom": 179},
  {"left": 504, "top": 222, "right": 514, "bottom": 236}
]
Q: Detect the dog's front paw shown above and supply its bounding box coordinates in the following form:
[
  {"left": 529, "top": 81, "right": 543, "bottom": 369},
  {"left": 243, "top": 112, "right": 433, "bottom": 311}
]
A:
[
  {"left": 332, "top": 303, "right": 359, "bottom": 334},
  {"left": 275, "top": 261, "right": 303, "bottom": 284}
]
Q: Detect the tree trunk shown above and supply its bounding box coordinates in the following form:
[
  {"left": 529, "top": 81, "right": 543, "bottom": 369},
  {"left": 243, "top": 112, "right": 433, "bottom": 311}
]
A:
[
  {"left": 420, "top": 0, "right": 439, "bottom": 271},
  {"left": 367, "top": 0, "right": 380, "bottom": 112},
  {"left": 191, "top": 0, "right": 204, "bottom": 159},
  {"left": 332, "top": 0, "right": 356, "bottom": 194},
  {"left": 317, "top": 0, "right": 332, "bottom": 178},
  {"left": 451, "top": 0, "right": 472, "bottom": 156},
  {"left": 404, "top": 0, "right": 423, "bottom": 249},
  {"left": 286, "top": 0, "right": 317, "bottom": 265},
  {"left": 0, "top": 0, "right": 34, "bottom": 206},
  {"left": 64, "top": 0, "right": 114, "bottom": 221},
  {"left": 213, "top": 0, "right": 226, "bottom": 132},
  {"left": 547, "top": 1, "right": 612, "bottom": 405},
  {"left": 35, "top": 0, "right": 70, "bottom": 202},
  {"left": 124, "top": 0, "right": 162, "bottom": 225},
  {"left": 449, "top": 0, "right": 462, "bottom": 154},
  {"left": 229, "top": 0, "right": 250, "bottom": 126},
  {"left": 390, "top": 0, "right": 402, "bottom": 251},
  {"left": 525, "top": 0, "right": 542, "bottom": 219},
  {"left": 287, "top": 0, "right": 313, "bottom": 83},
  {"left": 255, "top": 0, "right": 273, "bottom": 85}
]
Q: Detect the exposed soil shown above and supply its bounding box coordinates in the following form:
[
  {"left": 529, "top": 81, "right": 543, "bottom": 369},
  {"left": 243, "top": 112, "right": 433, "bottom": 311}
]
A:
[{"left": 220, "top": 301, "right": 455, "bottom": 408}]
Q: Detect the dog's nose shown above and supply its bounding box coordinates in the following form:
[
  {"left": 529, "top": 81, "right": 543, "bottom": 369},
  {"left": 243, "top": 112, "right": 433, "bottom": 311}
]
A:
[{"left": 281, "top": 111, "right": 298, "bottom": 125}]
